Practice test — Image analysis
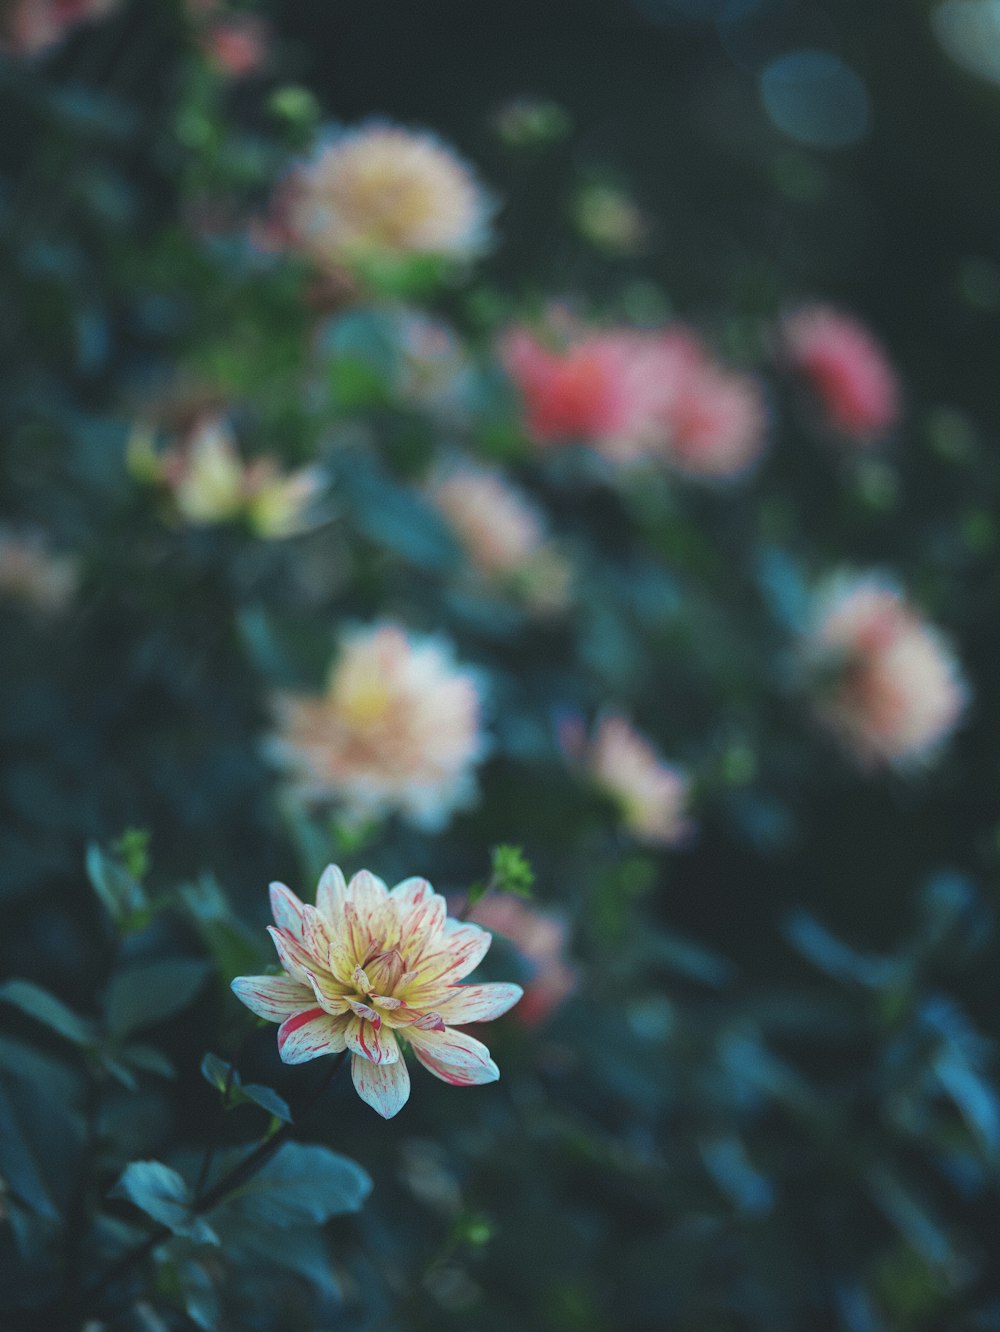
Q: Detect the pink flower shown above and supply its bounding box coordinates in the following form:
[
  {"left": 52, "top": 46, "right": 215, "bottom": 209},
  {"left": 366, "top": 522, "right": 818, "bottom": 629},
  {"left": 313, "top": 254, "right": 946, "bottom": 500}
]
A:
[
  {"left": 201, "top": 16, "right": 269, "bottom": 78},
  {"left": 589, "top": 715, "right": 692, "bottom": 846},
  {"left": 270, "top": 624, "right": 486, "bottom": 829},
  {"left": 427, "top": 462, "right": 571, "bottom": 611},
  {"left": 232, "top": 867, "right": 522, "bottom": 1118},
  {"left": 284, "top": 123, "right": 493, "bottom": 275},
  {"left": 656, "top": 331, "right": 769, "bottom": 480},
  {"left": 0, "top": 526, "right": 77, "bottom": 612},
  {"left": 2, "top": 0, "right": 116, "bottom": 55},
  {"left": 804, "top": 575, "right": 968, "bottom": 767},
  {"left": 782, "top": 305, "right": 901, "bottom": 442},
  {"left": 467, "top": 895, "right": 577, "bottom": 1027}
]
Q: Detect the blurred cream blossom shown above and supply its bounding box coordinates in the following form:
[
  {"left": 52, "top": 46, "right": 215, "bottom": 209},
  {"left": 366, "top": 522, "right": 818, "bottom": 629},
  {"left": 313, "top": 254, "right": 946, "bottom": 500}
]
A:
[
  {"left": 0, "top": 526, "right": 77, "bottom": 612},
  {"left": 468, "top": 894, "right": 578, "bottom": 1026},
  {"left": 270, "top": 623, "right": 486, "bottom": 829},
  {"left": 589, "top": 715, "right": 692, "bottom": 846},
  {"left": 232, "top": 866, "right": 522, "bottom": 1118},
  {"left": 285, "top": 123, "right": 493, "bottom": 274},
  {"left": 804, "top": 575, "right": 968, "bottom": 767},
  {"left": 782, "top": 305, "right": 901, "bottom": 442},
  {"left": 128, "top": 416, "right": 323, "bottom": 538},
  {"left": 428, "top": 462, "right": 571, "bottom": 612},
  {"left": 1, "top": 0, "right": 116, "bottom": 55}
]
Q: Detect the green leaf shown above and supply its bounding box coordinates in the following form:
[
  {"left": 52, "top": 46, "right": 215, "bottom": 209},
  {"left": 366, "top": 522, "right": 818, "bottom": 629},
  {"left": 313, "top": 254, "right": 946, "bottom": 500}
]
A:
[
  {"left": 86, "top": 842, "right": 147, "bottom": 922},
  {"left": 200, "top": 1053, "right": 292, "bottom": 1124},
  {"left": 120, "top": 1043, "right": 176, "bottom": 1079},
  {"left": 105, "top": 959, "right": 210, "bottom": 1039},
  {"left": 0, "top": 979, "right": 97, "bottom": 1048},
  {"left": 110, "top": 1161, "right": 218, "bottom": 1245},
  {"left": 216, "top": 1142, "right": 371, "bottom": 1228}
]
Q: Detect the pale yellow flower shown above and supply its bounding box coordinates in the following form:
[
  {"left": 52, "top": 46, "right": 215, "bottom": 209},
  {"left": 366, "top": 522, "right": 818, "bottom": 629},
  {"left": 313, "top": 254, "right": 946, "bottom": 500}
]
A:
[
  {"left": 287, "top": 123, "right": 492, "bottom": 272},
  {"left": 270, "top": 623, "right": 485, "bottom": 829},
  {"left": 232, "top": 866, "right": 522, "bottom": 1118}
]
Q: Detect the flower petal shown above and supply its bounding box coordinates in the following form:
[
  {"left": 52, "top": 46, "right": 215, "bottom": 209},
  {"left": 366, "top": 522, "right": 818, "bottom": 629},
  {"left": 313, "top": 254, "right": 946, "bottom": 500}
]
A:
[
  {"left": 267, "top": 925, "right": 319, "bottom": 984},
  {"left": 269, "top": 881, "right": 307, "bottom": 940},
  {"left": 434, "top": 982, "right": 524, "bottom": 1024},
  {"left": 410, "top": 921, "right": 491, "bottom": 986},
  {"left": 345, "top": 1015, "right": 398, "bottom": 1065},
  {"left": 305, "top": 970, "right": 352, "bottom": 1016},
  {"left": 351, "top": 1051, "right": 410, "bottom": 1119},
  {"left": 316, "top": 863, "right": 348, "bottom": 921},
  {"left": 406, "top": 1026, "right": 500, "bottom": 1086},
  {"left": 231, "top": 974, "right": 315, "bottom": 1022},
  {"left": 347, "top": 869, "right": 389, "bottom": 918},
  {"left": 397, "top": 884, "right": 447, "bottom": 950},
  {"left": 276, "top": 1008, "right": 349, "bottom": 1064}
]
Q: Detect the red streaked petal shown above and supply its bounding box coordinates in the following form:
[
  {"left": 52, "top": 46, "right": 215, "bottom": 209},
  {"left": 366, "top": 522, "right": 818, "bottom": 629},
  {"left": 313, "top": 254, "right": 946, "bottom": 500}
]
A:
[
  {"left": 276, "top": 1009, "right": 349, "bottom": 1064},
  {"left": 434, "top": 983, "right": 524, "bottom": 1025},
  {"left": 411, "top": 922, "right": 491, "bottom": 984},
  {"left": 346, "top": 1015, "right": 398, "bottom": 1065},
  {"left": 266, "top": 925, "right": 318, "bottom": 983},
  {"left": 351, "top": 1050, "right": 410, "bottom": 1118},
  {"left": 347, "top": 999, "right": 381, "bottom": 1025},
  {"left": 406, "top": 1026, "right": 500, "bottom": 1086},
  {"left": 268, "top": 881, "right": 307, "bottom": 940},
  {"left": 305, "top": 971, "right": 352, "bottom": 1016},
  {"left": 346, "top": 869, "right": 389, "bottom": 917},
  {"left": 316, "top": 864, "right": 348, "bottom": 921},
  {"left": 231, "top": 974, "right": 314, "bottom": 1022}
]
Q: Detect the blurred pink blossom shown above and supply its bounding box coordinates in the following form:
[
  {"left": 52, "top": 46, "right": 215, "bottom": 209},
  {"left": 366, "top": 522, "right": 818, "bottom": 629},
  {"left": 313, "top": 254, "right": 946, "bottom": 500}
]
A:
[
  {"left": 782, "top": 305, "right": 901, "bottom": 442},
  {"left": 0, "top": 526, "right": 77, "bottom": 612},
  {"left": 804, "top": 575, "right": 968, "bottom": 767},
  {"left": 201, "top": 16, "right": 269, "bottom": 78},
  {"left": 589, "top": 715, "right": 693, "bottom": 846},
  {"left": 2, "top": 0, "right": 116, "bottom": 55},
  {"left": 468, "top": 895, "right": 578, "bottom": 1027},
  {"left": 270, "top": 623, "right": 486, "bottom": 829}
]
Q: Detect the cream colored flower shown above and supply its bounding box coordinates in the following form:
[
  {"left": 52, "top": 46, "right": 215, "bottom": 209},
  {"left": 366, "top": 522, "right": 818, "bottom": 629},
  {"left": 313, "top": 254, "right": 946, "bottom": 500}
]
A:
[
  {"left": 270, "top": 623, "right": 485, "bottom": 829},
  {"left": 804, "top": 575, "right": 968, "bottom": 767},
  {"left": 427, "top": 462, "right": 571, "bottom": 611},
  {"left": 589, "top": 715, "right": 692, "bottom": 846},
  {"left": 129, "top": 417, "right": 323, "bottom": 538},
  {"left": 232, "top": 866, "right": 522, "bottom": 1118},
  {"left": 287, "top": 123, "right": 492, "bottom": 273}
]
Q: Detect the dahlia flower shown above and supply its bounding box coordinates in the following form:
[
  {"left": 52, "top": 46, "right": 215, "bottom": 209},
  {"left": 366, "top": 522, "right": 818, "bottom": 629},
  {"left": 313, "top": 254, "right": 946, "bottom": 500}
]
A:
[
  {"left": 589, "top": 715, "right": 692, "bottom": 846},
  {"left": 427, "top": 462, "right": 571, "bottom": 611},
  {"left": 0, "top": 526, "right": 77, "bottom": 612},
  {"left": 782, "top": 305, "right": 901, "bottom": 442},
  {"left": 468, "top": 895, "right": 577, "bottom": 1027},
  {"left": 2, "top": 0, "right": 116, "bottom": 55},
  {"left": 270, "top": 623, "right": 485, "bottom": 829},
  {"left": 232, "top": 867, "right": 522, "bottom": 1118},
  {"left": 804, "top": 575, "right": 968, "bottom": 767},
  {"left": 285, "top": 123, "right": 492, "bottom": 274},
  {"left": 128, "top": 417, "right": 323, "bottom": 538}
]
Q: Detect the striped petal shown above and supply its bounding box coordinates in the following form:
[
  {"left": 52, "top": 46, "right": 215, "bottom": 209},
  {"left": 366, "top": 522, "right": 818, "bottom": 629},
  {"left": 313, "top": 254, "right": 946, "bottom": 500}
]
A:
[
  {"left": 406, "top": 1026, "right": 500, "bottom": 1087},
  {"left": 345, "top": 1015, "right": 398, "bottom": 1065},
  {"left": 397, "top": 884, "right": 447, "bottom": 950},
  {"left": 351, "top": 1050, "right": 410, "bottom": 1119},
  {"left": 269, "top": 882, "right": 307, "bottom": 941},
  {"left": 276, "top": 1008, "right": 350, "bottom": 1064},
  {"left": 433, "top": 983, "right": 523, "bottom": 1024},
  {"left": 347, "top": 869, "right": 389, "bottom": 919},
  {"left": 305, "top": 970, "right": 352, "bottom": 1016},
  {"left": 316, "top": 864, "right": 348, "bottom": 922},
  {"left": 231, "top": 974, "right": 315, "bottom": 1022},
  {"left": 410, "top": 922, "right": 491, "bottom": 986},
  {"left": 267, "top": 925, "right": 318, "bottom": 984}
]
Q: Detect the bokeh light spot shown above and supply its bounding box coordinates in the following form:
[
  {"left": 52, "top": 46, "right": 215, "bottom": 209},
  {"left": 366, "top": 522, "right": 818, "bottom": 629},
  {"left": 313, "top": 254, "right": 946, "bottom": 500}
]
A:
[{"left": 759, "top": 49, "right": 870, "bottom": 149}]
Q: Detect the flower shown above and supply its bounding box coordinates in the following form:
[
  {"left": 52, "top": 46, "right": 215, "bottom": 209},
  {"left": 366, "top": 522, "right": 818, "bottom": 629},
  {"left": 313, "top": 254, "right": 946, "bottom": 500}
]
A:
[
  {"left": 655, "top": 331, "right": 769, "bottom": 480},
  {"left": 270, "top": 623, "right": 486, "bottom": 829},
  {"left": 231, "top": 866, "right": 522, "bottom": 1118},
  {"left": 201, "top": 16, "right": 269, "bottom": 78},
  {"left": 427, "top": 462, "right": 571, "bottom": 611},
  {"left": 0, "top": 526, "right": 77, "bottom": 612},
  {"left": 588, "top": 715, "right": 692, "bottom": 846},
  {"left": 467, "top": 895, "right": 577, "bottom": 1026},
  {"left": 782, "top": 305, "right": 901, "bottom": 442},
  {"left": 128, "top": 416, "right": 323, "bottom": 538},
  {"left": 803, "top": 574, "right": 968, "bottom": 767},
  {"left": 285, "top": 123, "right": 493, "bottom": 274},
  {"left": 2, "top": 0, "right": 116, "bottom": 55}
]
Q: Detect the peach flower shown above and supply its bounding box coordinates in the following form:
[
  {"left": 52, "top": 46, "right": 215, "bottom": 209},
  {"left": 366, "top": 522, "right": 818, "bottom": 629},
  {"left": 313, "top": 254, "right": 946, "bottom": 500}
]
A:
[
  {"left": 285, "top": 123, "right": 492, "bottom": 274},
  {"left": 232, "top": 866, "right": 522, "bottom": 1118},
  {"left": 589, "top": 715, "right": 692, "bottom": 846},
  {"left": 0, "top": 527, "right": 77, "bottom": 612},
  {"left": 2, "top": 0, "right": 116, "bottom": 55},
  {"left": 427, "top": 462, "right": 571, "bottom": 611},
  {"left": 804, "top": 575, "right": 968, "bottom": 767},
  {"left": 468, "top": 895, "right": 577, "bottom": 1026},
  {"left": 782, "top": 305, "right": 901, "bottom": 442},
  {"left": 270, "top": 623, "right": 486, "bottom": 829}
]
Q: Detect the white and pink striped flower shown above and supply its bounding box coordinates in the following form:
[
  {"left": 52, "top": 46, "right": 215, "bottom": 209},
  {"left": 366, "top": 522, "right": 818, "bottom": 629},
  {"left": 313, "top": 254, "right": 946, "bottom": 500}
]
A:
[{"left": 232, "top": 866, "right": 522, "bottom": 1118}]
